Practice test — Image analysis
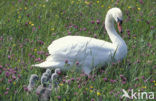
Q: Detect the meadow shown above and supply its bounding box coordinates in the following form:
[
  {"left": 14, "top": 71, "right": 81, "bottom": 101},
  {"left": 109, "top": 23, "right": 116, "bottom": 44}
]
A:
[{"left": 0, "top": 0, "right": 156, "bottom": 100}]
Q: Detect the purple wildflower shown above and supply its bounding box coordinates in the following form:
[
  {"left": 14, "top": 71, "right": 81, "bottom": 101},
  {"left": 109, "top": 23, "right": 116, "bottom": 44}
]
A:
[
  {"left": 135, "top": 77, "right": 139, "bottom": 81},
  {"left": 139, "top": 0, "right": 144, "bottom": 4},
  {"left": 32, "top": 27, "right": 36, "bottom": 32},
  {"left": 110, "top": 79, "right": 117, "bottom": 83},
  {"left": 8, "top": 55, "right": 11, "bottom": 59},
  {"left": 103, "top": 78, "right": 108, "bottom": 82},
  {"left": 4, "top": 91, "right": 8, "bottom": 95},
  {"left": 91, "top": 98, "right": 95, "bottom": 101},
  {"left": 78, "top": 85, "right": 81, "bottom": 88},
  {"left": 120, "top": 75, "right": 127, "bottom": 81},
  {"left": 38, "top": 16, "right": 41, "bottom": 19},
  {"left": 71, "top": 78, "right": 75, "bottom": 81},
  {"left": 83, "top": 28, "right": 87, "bottom": 31},
  {"left": 5, "top": 71, "right": 10, "bottom": 78},
  {"left": 62, "top": 79, "right": 66, "bottom": 83},
  {"left": 12, "top": 75, "right": 16, "bottom": 80},
  {"left": 150, "top": 26, "right": 154, "bottom": 29},
  {"left": 91, "top": 20, "right": 95, "bottom": 24},
  {"left": 68, "top": 31, "right": 71, "bottom": 35},
  {"left": 18, "top": 74, "right": 21, "bottom": 78},
  {"left": 57, "top": 96, "right": 61, "bottom": 100},
  {"left": 23, "top": 85, "right": 28, "bottom": 92},
  {"left": 96, "top": 19, "right": 100, "bottom": 24},
  {"left": 76, "top": 61, "right": 79, "bottom": 66},
  {"left": 94, "top": 34, "right": 97, "bottom": 38},
  {"left": 74, "top": 92, "right": 78, "bottom": 95},
  {"left": 76, "top": 77, "right": 81, "bottom": 81},
  {"left": 0, "top": 65, "right": 2, "bottom": 69},
  {"left": 25, "top": 22, "right": 28, "bottom": 26},
  {"left": 38, "top": 40, "right": 44, "bottom": 45},
  {"left": 122, "top": 81, "right": 126, "bottom": 84},
  {"left": 6, "top": 88, "right": 9, "bottom": 90},
  {"left": 66, "top": 79, "right": 71, "bottom": 84},
  {"left": 126, "top": 29, "right": 130, "bottom": 36},
  {"left": 65, "top": 60, "right": 68, "bottom": 64},
  {"left": 18, "top": 0, "right": 22, "bottom": 3},
  {"left": 141, "top": 76, "right": 145, "bottom": 79},
  {"left": 45, "top": 52, "right": 49, "bottom": 56},
  {"left": 74, "top": 25, "right": 78, "bottom": 29},
  {"left": 147, "top": 43, "right": 152, "bottom": 48},
  {"left": 8, "top": 79, "right": 12, "bottom": 83},
  {"left": 26, "top": 14, "right": 30, "bottom": 17}
]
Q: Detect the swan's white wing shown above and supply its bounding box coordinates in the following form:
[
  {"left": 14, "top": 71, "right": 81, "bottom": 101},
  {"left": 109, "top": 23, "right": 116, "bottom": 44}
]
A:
[
  {"left": 48, "top": 36, "right": 91, "bottom": 59},
  {"left": 48, "top": 36, "right": 116, "bottom": 64},
  {"left": 32, "top": 36, "right": 116, "bottom": 72}
]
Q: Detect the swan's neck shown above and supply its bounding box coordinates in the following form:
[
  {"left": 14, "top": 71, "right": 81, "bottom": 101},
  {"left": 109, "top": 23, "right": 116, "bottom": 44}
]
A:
[
  {"left": 105, "top": 13, "right": 126, "bottom": 47},
  {"left": 105, "top": 12, "right": 127, "bottom": 60}
]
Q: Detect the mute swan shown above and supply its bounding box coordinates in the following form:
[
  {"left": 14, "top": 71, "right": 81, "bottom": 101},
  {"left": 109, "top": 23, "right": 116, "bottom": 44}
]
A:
[
  {"left": 32, "top": 7, "right": 127, "bottom": 74},
  {"left": 27, "top": 74, "right": 38, "bottom": 91}
]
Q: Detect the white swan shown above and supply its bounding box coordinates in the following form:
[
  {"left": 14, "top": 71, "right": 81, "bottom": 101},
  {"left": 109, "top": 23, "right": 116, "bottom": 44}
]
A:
[{"left": 32, "top": 8, "right": 127, "bottom": 74}]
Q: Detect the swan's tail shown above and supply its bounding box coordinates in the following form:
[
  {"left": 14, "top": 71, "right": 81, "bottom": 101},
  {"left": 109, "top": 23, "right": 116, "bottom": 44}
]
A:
[
  {"left": 31, "top": 61, "right": 55, "bottom": 68},
  {"left": 32, "top": 55, "right": 57, "bottom": 68}
]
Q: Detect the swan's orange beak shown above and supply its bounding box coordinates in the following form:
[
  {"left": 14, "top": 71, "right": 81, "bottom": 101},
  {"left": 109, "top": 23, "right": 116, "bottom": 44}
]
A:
[{"left": 117, "top": 22, "right": 123, "bottom": 33}]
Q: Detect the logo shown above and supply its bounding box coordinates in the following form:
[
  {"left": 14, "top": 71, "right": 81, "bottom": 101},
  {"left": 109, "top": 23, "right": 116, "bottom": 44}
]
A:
[{"left": 122, "top": 89, "right": 154, "bottom": 100}]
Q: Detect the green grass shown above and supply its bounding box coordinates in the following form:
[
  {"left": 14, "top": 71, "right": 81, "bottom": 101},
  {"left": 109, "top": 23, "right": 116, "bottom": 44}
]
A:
[{"left": 0, "top": 0, "right": 156, "bottom": 101}]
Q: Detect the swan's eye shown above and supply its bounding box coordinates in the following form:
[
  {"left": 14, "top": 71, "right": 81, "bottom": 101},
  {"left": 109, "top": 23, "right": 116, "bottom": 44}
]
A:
[{"left": 117, "top": 17, "right": 122, "bottom": 24}]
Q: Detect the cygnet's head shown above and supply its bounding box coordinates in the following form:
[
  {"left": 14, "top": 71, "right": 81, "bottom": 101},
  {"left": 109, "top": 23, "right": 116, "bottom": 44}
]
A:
[
  {"left": 55, "top": 68, "right": 61, "bottom": 75},
  {"left": 45, "top": 69, "right": 51, "bottom": 75},
  {"left": 42, "top": 72, "right": 49, "bottom": 77},
  {"left": 29, "top": 74, "right": 38, "bottom": 83},
  {"left": 41, "top": 76, "right": 48, "bottom": 85},
  {"left": 51, "top": 73, "right": 59, "bottom": 81}
]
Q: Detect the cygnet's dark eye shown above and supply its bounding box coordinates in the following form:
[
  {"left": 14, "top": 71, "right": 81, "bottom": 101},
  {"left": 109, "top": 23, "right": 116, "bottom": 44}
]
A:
[{"left": 117, "top": 17, "right": 123, "bottom": 24}]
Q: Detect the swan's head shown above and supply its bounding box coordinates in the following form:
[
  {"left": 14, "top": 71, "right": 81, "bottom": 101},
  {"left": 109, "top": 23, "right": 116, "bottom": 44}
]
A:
[{"left": 108, "top": 8, "right": 123, "bottom": 33}]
